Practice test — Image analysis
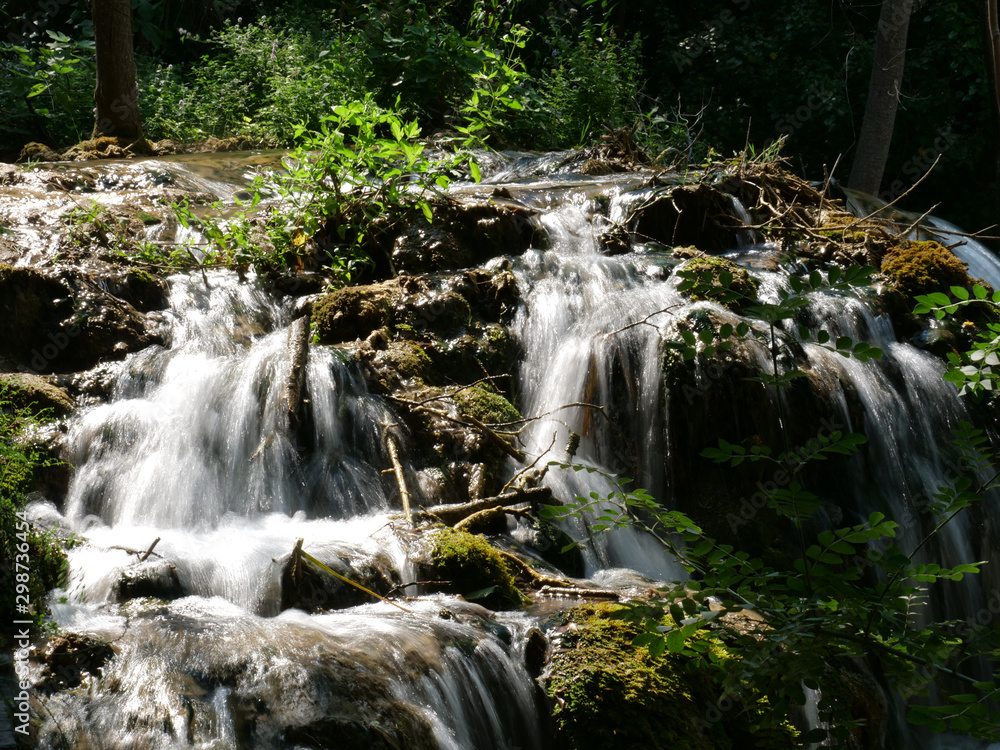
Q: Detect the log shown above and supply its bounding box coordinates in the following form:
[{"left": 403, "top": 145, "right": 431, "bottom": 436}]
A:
[
  {"left": 282, "top": 315, "right": 311, "bottom": 432},
  {"left": 423, "top": 486, "right": 553, "bottom": 526}
]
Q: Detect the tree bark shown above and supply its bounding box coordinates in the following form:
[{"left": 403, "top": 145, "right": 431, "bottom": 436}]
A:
[
  {"left": 984, "top": 0, "right": 1000, "bottom": 229},
  {"left": 92, "top": 0, "right": 142, "bottom": 140},
  {"left": 848, "top": 0, "right": 913, "bottom": 196}
]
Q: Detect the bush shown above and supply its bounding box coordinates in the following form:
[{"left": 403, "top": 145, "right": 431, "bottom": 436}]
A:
[
  {"left": 140, "top": 15, "right": 370, "bottom": 143},
  {"left": 510, "top": 20, "right": 643, "bottom": 148}
]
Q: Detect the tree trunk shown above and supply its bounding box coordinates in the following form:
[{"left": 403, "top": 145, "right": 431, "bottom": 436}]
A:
[
  {"left": 848, "top": 0, "right": 913, "bottom": 196},
  {"left": 92, "top": 0, "right": 142, "bottom": 140},
  {"left": 984, "top": 0, "right": 1000, "bottom": 229}
]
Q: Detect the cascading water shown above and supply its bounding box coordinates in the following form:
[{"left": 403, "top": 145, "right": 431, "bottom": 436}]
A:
[
  {"left": 21, "top": 151, "right": 1000, "bottom": 749},
  {"left": 31, "top": 266, "right": 544, "bottom": 749}
]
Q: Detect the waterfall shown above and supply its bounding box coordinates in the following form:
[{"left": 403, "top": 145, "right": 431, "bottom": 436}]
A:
[
  {"left": 38, "top": 267, "right": 543, "bottom": 749},
  {"left": 27, "top": 152, "right": 1000, "bottom": 748}
]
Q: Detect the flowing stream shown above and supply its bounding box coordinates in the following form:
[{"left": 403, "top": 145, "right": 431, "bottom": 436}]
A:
[{"left": 21, "top": 152, "right": 1000, "bottom": 748}]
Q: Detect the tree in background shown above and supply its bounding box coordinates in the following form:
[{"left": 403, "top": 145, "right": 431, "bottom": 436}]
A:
[
  {"left": 91, "top": 0, "right": 142, "bottom": 139},
  {"left": 984, "top": 0, "right": 1000, "bottom": 227},
  {"left": 849, "top": 0, "right": 914, "bottom": 195}
]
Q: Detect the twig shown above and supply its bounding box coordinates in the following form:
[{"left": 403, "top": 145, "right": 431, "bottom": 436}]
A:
[
  {"left": 849, "top": 154, "right": 941, "bottom": 228},
  {"left": 502, "top": 432, "right": 557, "bottom": 493},
  {"left": 293, "top": 538, "right": 413, "bottom": 614}
]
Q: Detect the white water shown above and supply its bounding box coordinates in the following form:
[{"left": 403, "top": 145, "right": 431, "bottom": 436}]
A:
[{"left": 28, "top": 157, "right": 1000, "bottom": 748}]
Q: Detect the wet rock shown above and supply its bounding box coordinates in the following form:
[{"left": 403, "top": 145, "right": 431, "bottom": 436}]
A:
[
  {"left": 612, "top": 183, "right": 742, "bottom": 254},
  {"left": 523, "top": 627, "right": 548, "bottom": 679},
  {"left": 104, "top": 268, "right": 168, "bottom": 312},
  {"left": 36, "top": 633, "right": 115, "bottom": 691},
  {"left": 0, "top": 264, "right": 161, "bottom": 373},
  {"left": 113, "top": 559, "right": 184, "bottom": 602},
  {"left": 0, "top": 372, "right": 74, "bottom": 416},
  {"left": 387, "top": 200, "right": 536, "bottom": 275},
  {"left": 274, "top": 543, "right": 399, "bottom": 614}
]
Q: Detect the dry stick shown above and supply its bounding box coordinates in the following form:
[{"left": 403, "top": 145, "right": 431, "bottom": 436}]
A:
[
  {"left": 385, "top": 435, "right": 413, "bottom": 527},
  {"left": 292, "top": 538, "right": 413, "bottom": 614},
  {"left": 819, "top": 152, "right": 844, "bottom": 210},
  {"left": 423, "top": 487, "right": 553, "bottom": 526},
  {"left": 849, "top": 153, "right": 943, "bottom": 229},
  {"left": 501, "top": 432, "right": 557, "bottom": 494},
  {"left": 138, "top": 537, "right": 160, "bottom": 562},
  {"left": 896, "top": 203, "right": 942, "bottom": 241},
  {"left": 604, "top": 303, "right": 684, "bottom": 338}
]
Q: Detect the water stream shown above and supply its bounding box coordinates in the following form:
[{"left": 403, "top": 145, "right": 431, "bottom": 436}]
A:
[{"left": 20, "top": 151, "right": 1000, "bottom": 748}]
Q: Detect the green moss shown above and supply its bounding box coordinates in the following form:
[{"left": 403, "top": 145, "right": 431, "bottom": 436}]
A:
[
  {"left": 387, "top": 340, "right": 432, "bottom": 382},
  {"left": 546, "top": 604, "right": 797, "bottom": 750},
  {"left": 817, "top": 212, "right": 867, "bottom": 244},
  {"left": 453, "top": 384, "right": 520, "bottom": 425},
  {"left": 430, "top": 527, "right": 522, "bottom": 610},
  {"left": 881, "top": 240, "right": 974, "bottom": 298},
  {"left": 0, "top": 374, "right": 74, "bottom": 418},
  {"left": 312, "top": 285, "right": 394, "bottom": 344},
  {"left": 679, "top": 255, "right": 758, "bottom": 312}
]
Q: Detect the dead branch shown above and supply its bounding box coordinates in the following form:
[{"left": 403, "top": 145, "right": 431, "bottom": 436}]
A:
[
  {"left": 423, "top": 486, "right": 553, "bottom": 526},
  {"left": 384, "top": 434, "right": 413, "bottom": 526},
  {"left": 281, "top": 315, "right": 311, "bottom": 432}
]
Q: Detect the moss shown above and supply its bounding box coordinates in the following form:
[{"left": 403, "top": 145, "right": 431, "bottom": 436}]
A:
[
  {"left": 881, "top": 240, "right": 974, "bottom": 298},
  {"left": 386, "top": 340, "right": 432, "bottom": 382},
  {"left": 430, "top": 528, "right": 522, "bottom": 610},
  {"left": 453, "top": 384, "right": 521, "bottom": 425},
  {"left": 312, "top": 285, "right": 395, "bottom": 344},
  {"left": 546, "top": 604, "right": 797, "bottom": 750},
  {"left": 0, "top": 374, "right": 74, "bottom": 418},
  {"left": 816, "top": 212, "right": 867, "bottom": 244},
  {"left": 679, "top": 255, "right": 758, "bottom": 312}
]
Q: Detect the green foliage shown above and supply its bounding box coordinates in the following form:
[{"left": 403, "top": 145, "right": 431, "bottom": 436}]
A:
[
  {"left": 914, "top": 284, "right": 1000, "bottom": 396},
  {"left": 0, "top": 30, "right": 96, "bottom": 145},
  {"left": 512, "top": 18, "right": 643, "bottom": 148},
  {"left": 430, "top": 527, "right": 521, "bottom": 609},
  {"left": 542, "top": 263, "right": 1000, "bottom": 741},
  {"left": 140, "top": 15, "right": 369, "bottom": 143},
  {"left": 0, "top": 384, "right": 70, "bottom": 635}
]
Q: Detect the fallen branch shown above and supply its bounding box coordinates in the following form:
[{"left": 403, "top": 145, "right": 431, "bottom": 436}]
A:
[
  {"left": 385, "top": 434, "right": 413, "bottom": 527},
  {"left": 109, "top": 537, "right": 162, "bottom": 560},
  {"left": 423, "top": 487, "right": 553, "bottom": 526},
  {"left": 455, "top": 505, "right": 534, "bottom": 533},
  {"left": 281, "top": 315, "right": 311, "bottom": 432}
]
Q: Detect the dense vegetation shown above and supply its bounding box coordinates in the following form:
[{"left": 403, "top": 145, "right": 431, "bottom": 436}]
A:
[{"left": 1, "top": 0, "right": 995, "bottom": 230}]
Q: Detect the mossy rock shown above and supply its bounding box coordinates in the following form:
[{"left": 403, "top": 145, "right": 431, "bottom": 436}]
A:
[
  {"left": 545, "top": 604, "right": 797, "bottom": 750},
  {"left": 678, "top": 255, "right": 759, "bottom": 312},
  {"left": 453, "top": 384, "right": 520, "bottom": 425},
  {"left": 430, "top": 527, "right": 522, "bottom": 610},
  {"left": 0, "top": 373, "right": 74, "bottom": 417},
  {"left": 881, "top": 240, "right": 973, "bottom": 298},
  {"left": 312, "top": 285, "right": 396, "bottom": 344}
]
